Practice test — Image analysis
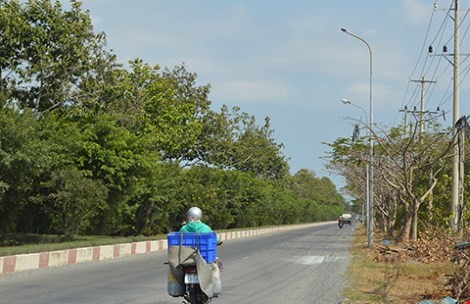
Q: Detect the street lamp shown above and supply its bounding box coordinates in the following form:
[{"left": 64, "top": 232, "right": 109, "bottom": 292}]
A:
[
  {"left": 341, "top": 28, "right": 374, "bottom": 248},
  {"left": 341, "top": 98, "right": 369, "bottom": 230},
  {"left": 341, "top": 99, "right": 368, "bottom": 122}
]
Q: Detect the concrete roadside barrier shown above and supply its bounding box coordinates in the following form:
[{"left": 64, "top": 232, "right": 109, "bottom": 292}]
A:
[{"left": 0, "top": 223, "right": 324, "bottom": 275}]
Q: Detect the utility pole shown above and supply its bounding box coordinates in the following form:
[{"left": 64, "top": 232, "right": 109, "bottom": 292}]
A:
[
  {"left": 398, "top": 106, "right": 416, "bottom": 137},
  {"left": 409, "top": 76, "right": 438, "bottom": 232},
  {"left": 455, "top": 116, "right": 469, "bottom": 238},
  {"left": 401, "top": 75, "right": 439, "bottom": 230},
  {"left": 458, "top": 118, "right": 465, "bottom": 238},
  {"left": 399, "top": 106, "right": 411, "bottom": 136},
  {"left": 402, "top": 107, "right": 408, "bottom": 136},
  {"left": 410, "top": 77, "right": 437, "bottom": 138},
  {"left": 451, "top": 0, "right": 460, "bottom": 233},
  {"left": 431, "top": 0, "right": 464, "bottom": 233}
]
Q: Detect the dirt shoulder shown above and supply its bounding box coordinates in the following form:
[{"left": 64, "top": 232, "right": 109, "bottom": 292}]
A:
[{"left": 343, "top": 226, "right": 468, "bottom": 303}]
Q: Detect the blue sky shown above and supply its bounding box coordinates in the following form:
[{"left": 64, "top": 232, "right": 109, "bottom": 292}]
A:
[{"left": 76, "top": 0, "right": 470, "bottom": 190}]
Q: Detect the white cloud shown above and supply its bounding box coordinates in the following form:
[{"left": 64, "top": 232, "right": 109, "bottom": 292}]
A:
[
  {"left": 399, "top": 0, "right": 430, "bottom": 26},
  {"left": 286, "top": 16, "right": 327, "bottom": 33}
]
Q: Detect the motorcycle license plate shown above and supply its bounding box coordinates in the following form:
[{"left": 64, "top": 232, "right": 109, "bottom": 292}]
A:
[{"left": 184, "top": 273, "right": 199, "bottom": 284}]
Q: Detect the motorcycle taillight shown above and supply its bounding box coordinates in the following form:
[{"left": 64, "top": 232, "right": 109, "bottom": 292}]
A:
[{"left": 184, "top": 265, "right": 197, "bottom": 274}]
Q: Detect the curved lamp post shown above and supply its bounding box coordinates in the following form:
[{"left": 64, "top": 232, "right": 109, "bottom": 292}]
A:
[
  {"left": 341, "top": 28, "right": 374, "bottom": 248},
  {"left": 341, "top": 98, "right": 369, "bottom": 232}
]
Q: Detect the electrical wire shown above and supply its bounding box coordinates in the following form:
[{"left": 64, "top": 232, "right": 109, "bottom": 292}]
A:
[
  {"left": 402, "top": 0, "right": 452, "bottom": 116},
  {"left": 459, "top": 8, "right": 470, "bottom": 43},
  {"left": 421, "top": 16, "right": 450, "bottom": 110},
  {"left": 432, "top": 4, "right": 470, "bottom": 113},
  {"left": 407, "top": 1, "right": 470, "bottom": 124},
  {"left": 423, "top": 17, "right": 451, "bottom": 111},
  {"left": 407, "top": 2, "right": 437, "bottom": 78}
]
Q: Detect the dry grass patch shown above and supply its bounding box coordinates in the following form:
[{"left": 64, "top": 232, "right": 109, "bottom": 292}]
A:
[{"left": 343, "top": 226, "right": 454, "bottom": 303}]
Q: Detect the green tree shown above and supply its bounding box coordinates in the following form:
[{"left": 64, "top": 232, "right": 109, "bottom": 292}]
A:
[
  {"left": 197, "top": 105, "right": 289, "bottom": 180},
  {"left": 0, "top": 107, "right": 42, "bottom": 240},
  {"left": 122, "top": 162, "right": 182, "bottom": 235},
  {"left": 37, "top": 110, "right": 161, "bottom": 236},
  {"left": 74, "top": 113, "right": 160, "bottom": 235},
  {"left": 0, "top": 0, "right": 113, "bottom": 116},
  {"left": 101, "top": 60, "right": 211, "bottom": 163},
  {"left": 38, "top": 169, "right": 107, "bottom": 240},
  {"left": 289, "top": 169, "right": 345, "bottom": 221}
]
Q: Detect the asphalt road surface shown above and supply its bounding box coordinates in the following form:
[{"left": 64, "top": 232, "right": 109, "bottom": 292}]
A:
[{"left": 0, "top": 222, "right": 356, "bottom": 304}]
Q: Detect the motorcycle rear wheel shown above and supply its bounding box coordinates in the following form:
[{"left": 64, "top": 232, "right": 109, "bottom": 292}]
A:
[{"left": 189, "top": 290, "right": 198, "bottom": 304}]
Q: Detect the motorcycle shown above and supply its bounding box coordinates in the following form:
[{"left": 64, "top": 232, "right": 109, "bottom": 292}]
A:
[{"left": 167, "top": 232, "right": 223, "bottom": 304}]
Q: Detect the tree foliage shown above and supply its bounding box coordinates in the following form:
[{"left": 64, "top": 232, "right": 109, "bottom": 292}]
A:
[
  {"left": 196, "top": 105, "right": 289, "bottom": 179},
  {"left": 0, "top": 0, "right": 344, "bottom": 242},
  {"left": 0, "top": 107, "right": 42, "bottom": 236},
  {"left": 37, "top": 169, "right": 108, "bottom": 240},
  {"left": 1, "top": 0, "right": 112, "bottom": 116}
]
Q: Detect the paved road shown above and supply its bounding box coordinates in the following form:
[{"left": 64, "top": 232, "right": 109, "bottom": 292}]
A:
[{"left": 0, "top": 222, "right": 356, "bottom": 304}]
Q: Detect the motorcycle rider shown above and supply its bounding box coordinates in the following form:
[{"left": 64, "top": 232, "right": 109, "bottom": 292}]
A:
[
  {"left": 179, "top": 207, "right": 223, "bottom": 297},
  {"left": 338, "top": 216, "right": 344, "bottom": 229},
  {"left": 180, "top": 207, "right": 222, "bottom": 245}
]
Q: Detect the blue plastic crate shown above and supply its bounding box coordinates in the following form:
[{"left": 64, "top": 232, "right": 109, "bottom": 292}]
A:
[{"left": 167, "top": 232, "right": 217, "bottom": 263}]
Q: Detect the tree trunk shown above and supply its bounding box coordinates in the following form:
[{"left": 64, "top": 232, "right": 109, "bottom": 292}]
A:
[
  {"left": 387, "top": 195, "right": 397, "bottom": 238},
  {"left": 398, "top": 208, "right": 412, "bottom": 242},
  {"left": 411, "top": 202, "right": 419, "bottom": 240},
  {"left": 428, "top": 168, "right": 434, "bottom": 226},
  {"left": 0, "top": 65, "right": 3, "bottom": 93}
]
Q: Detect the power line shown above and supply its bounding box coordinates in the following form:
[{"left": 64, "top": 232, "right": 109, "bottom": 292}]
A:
[{"left": 402, "top": 1, "right": 452, "bottom": 116}]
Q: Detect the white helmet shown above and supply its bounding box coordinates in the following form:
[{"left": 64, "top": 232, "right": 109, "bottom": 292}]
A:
[{"left": 187, "top": 207, "right": 203, "bottom": 221}]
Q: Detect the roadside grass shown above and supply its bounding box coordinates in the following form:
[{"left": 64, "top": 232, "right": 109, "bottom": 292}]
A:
[
  {"left": 344, "top": 226, "right": 454, "bottom": 303},
  {"left": 0, "top": 234, "right": 167, "bottom": 257}
]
